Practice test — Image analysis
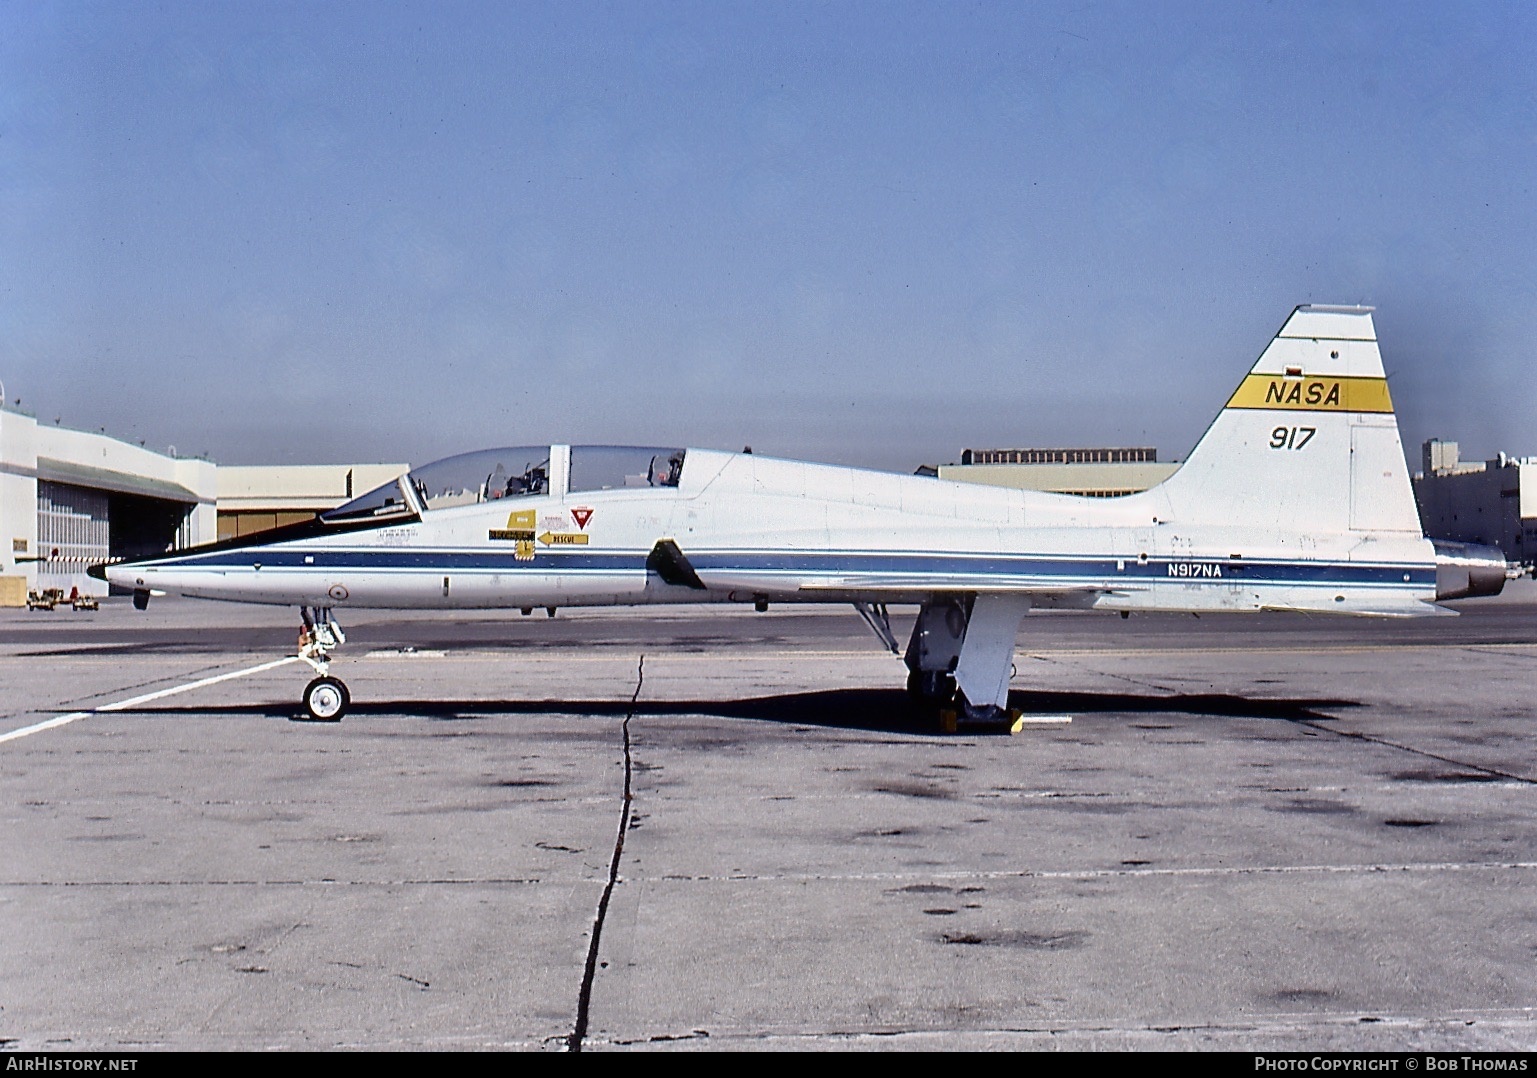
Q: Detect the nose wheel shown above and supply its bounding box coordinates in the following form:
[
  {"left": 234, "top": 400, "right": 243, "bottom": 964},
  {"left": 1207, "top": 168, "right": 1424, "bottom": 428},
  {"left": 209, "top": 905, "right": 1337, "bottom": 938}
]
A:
[
  {"left": 295, "top": 606, "right": 350, "bottom": 721},
  {"left": 303, "top": 676, "right": 350, "bottom": 722}
]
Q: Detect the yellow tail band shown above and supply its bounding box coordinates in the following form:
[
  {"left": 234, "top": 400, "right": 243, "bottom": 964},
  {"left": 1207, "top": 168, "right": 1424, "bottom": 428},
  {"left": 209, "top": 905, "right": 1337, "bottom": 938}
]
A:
[{"left": 1225, "top": 374, "right": 1393, "bottom": 413}]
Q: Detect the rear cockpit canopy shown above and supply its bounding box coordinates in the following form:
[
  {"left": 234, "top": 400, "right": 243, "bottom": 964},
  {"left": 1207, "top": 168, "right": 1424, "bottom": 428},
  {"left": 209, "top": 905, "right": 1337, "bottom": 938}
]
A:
[
  {"left": 569, "top": 445, "right": 685, "bottom": 492},
  {"left": 321, "top": 445, "right": 686, "bottom": 525}
]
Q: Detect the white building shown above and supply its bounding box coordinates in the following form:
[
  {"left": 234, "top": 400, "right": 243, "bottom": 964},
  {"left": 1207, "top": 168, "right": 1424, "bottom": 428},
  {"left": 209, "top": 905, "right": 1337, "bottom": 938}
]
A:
[
  {"left": 1414, "top": 439, "right": 1537, "bottom": 568},
  {"left": 1, "top": 403, "right": 408, "bottom": 604},
  {"left": 0, "top": 405, "right": 217, "bottom": 601}
]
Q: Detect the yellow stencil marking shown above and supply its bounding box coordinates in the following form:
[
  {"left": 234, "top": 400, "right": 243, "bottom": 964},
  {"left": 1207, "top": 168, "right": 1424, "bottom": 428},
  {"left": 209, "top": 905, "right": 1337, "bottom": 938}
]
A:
[
  {"left": 1225, "top": 374, "right": 1392, "bottom": 413},
  {"left": 490, "top": 509, "right": 538, "bottom": 545}
]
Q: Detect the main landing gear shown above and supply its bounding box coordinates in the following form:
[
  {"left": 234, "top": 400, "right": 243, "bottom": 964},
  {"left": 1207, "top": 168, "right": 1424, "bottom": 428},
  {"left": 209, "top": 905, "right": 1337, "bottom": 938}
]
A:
[
  {"left": 902, "top": 595, "right": 1031, "bottom": 731},
  {"left": 297, "top": 606, "right": 349, "bottom": 721}
]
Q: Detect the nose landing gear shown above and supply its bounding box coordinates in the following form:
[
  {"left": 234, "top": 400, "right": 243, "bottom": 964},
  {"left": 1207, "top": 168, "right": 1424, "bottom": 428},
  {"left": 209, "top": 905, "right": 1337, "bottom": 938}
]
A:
[{"left": 297, "top": 606, "right": 349, "bottom": 721}]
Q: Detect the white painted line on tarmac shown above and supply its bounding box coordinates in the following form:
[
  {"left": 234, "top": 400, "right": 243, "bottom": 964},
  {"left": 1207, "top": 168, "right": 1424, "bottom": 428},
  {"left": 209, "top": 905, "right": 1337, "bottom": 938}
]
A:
[
  {"left": 0, "top": 656, "right": 301, "bottom": 745},
  {"left": 0, "top": 712, "right": 85, "bottom": 743}
]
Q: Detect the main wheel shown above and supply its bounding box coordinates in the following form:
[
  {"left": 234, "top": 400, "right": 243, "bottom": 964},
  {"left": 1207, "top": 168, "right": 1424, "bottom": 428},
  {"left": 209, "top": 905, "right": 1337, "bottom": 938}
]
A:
[
  {"left": 906, "top": 669, "right": 956, "bottom": 705},
  {"left": 303, "top": 676, "right": 350, "bottom": 722}
]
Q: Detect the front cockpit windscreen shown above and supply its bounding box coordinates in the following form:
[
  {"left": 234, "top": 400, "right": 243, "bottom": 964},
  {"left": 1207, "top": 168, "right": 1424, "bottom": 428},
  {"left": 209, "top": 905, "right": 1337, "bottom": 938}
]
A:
[
  {"left": 322, "top": 446, "right": 551, "bottom": 524},
  {"left": 319, "top": 470, "right": 415, "bottom": 523},
  {"left": 411, "top": 446, "right": 551, "bottom": 508}
]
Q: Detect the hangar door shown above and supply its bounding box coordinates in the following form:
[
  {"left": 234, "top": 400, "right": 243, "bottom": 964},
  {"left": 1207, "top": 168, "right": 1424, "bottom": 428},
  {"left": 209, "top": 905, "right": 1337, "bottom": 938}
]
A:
[
  {"left": 36, "top": 481, "right": 110, "bottom": 593},
  {"left": 36, "top": 472, "right": 197, "bottom": 595}
]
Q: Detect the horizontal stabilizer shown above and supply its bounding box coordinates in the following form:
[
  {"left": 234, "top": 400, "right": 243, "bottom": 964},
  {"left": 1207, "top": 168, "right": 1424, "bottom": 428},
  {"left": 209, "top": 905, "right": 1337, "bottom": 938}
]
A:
[{"left": 1258, "top": 600, "right": 1455, "bottom": 618}]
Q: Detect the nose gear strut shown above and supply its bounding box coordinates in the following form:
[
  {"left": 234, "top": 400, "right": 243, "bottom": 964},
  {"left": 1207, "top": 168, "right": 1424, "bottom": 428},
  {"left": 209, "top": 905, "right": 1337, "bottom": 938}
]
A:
[
  {"left": 298, "top": 606, "right": 345, "bottom": 675},
  {"left": 297, "top": 606, "right": 350, "bottom": 721}
]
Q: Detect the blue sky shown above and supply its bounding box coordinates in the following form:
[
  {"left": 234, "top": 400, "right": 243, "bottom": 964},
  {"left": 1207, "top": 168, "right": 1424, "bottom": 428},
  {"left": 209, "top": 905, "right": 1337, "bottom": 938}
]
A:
[{"left": 3, "top": 0, "right": 1533, "bottom": 470}]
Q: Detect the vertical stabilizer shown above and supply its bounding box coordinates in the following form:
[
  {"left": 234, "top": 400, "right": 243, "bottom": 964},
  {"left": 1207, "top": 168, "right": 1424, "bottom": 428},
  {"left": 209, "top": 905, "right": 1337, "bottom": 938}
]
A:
[{"left": 1154, "top": 305, "right": 1422, "bottom": 536}]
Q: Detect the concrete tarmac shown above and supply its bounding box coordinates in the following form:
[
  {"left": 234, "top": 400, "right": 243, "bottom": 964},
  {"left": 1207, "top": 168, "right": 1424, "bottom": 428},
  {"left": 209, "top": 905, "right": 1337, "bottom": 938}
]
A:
[{"left": 1, "top": 589, "right": 1535, "bottom": 1051}]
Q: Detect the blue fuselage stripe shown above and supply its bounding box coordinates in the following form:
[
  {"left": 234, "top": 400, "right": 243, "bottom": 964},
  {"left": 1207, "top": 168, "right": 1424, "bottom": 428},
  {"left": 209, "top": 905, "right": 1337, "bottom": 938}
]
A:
[{"left": 140, "top": 548, "right": 1436, "bottom": 588}]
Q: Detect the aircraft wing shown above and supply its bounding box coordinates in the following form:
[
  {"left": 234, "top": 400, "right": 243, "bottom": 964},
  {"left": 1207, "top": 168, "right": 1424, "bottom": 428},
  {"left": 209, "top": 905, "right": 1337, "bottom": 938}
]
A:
[
  {"left": 651, "top": 541, "right": 1147, "bottom": 599},
  {"left": 798, "top": 577, "right": 1140, "bottom": 595},
  {"left": 690, "top": 566, "right": 1142, "bottom": 599}
]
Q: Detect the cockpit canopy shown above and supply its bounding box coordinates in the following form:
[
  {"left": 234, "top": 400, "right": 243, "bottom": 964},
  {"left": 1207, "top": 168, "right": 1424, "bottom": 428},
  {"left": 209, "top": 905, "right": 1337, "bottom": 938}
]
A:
[
  {"left": 569, "top": 445, "right": 685, "bottom": 492},
  {"left": 321, "top": 445, "right": 686, "bottom": 525}
]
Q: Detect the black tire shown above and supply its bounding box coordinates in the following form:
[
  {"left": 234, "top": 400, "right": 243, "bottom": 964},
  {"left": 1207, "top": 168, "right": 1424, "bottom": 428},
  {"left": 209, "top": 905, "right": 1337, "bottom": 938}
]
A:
[
  {"left": 905, "top": 669, "right": 956, "bottom": 705},
  {"left": 906, "top": 669, "right": 925, "bottom": 702},
  {"left": 303, "top": 676, "right": 350, "bottom": 722}
]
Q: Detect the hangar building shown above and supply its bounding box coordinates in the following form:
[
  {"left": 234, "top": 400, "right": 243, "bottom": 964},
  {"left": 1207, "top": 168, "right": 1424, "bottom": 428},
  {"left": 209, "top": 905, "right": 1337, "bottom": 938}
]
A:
[
  {"left": 1, "top": 403, "right": 407, "bottom": 605},
  {"left": 0, "top": 404, "right": 216, "bottom": 603}
]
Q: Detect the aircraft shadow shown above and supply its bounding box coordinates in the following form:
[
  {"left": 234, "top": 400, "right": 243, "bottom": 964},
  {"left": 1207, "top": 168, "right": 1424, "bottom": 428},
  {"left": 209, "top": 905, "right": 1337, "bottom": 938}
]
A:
[{"left": 118, "top": 687, "right": 1358, "bottom": 733}]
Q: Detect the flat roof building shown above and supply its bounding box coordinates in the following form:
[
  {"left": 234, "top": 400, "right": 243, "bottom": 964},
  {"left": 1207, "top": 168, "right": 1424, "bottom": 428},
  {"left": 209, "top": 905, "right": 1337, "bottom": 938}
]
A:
[
  {"left": 961, "top": 446, "right": 1159, "bottom": 465},
  {"left": 939, "top": 447, "right": 1178, "bottom": 498}
]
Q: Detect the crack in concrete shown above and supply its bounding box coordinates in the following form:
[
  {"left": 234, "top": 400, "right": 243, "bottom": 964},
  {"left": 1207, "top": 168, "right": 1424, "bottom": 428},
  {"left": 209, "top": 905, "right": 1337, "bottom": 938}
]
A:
[
  {"left": 566, "top": 652, "right": 643, "bottom": 1053},
  {"left": 8, "top": 660, "right": 246, "bottom": 719},
  {"left": 1292, "top": 718, "right": 1537, "bottom": 785},
  {"left": 1032, "top": 649, "right": 1537, "bottom": 784},
  {"left": 1461, "top": 645, "right": 1537, "bottom": 661}
]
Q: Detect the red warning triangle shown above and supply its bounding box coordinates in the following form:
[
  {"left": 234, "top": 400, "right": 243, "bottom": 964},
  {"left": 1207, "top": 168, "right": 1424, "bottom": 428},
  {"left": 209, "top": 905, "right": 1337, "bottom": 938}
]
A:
[{"left": 571, "top": 507, "right": 593, "bottom": 530}]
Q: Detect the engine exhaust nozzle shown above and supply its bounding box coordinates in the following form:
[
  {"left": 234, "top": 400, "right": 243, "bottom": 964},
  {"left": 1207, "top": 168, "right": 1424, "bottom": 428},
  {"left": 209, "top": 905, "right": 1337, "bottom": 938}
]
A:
[{"left": 1432, "top": 540, "right": 1508, "bottom": 601}]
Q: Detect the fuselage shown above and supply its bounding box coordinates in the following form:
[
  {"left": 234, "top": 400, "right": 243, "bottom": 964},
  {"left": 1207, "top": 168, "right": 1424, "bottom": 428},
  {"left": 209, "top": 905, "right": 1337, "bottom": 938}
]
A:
[
  {"left": 103, "top": 444, "right": 1441, "bottom": 616},
  {"left": 91, "top": 306, "right": 1511, "bottom": 726}
]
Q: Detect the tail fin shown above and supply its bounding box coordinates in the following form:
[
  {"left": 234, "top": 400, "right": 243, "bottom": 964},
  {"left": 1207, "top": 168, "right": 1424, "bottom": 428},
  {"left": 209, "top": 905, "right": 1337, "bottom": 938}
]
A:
[{"left": 1153, "top": 305, "right": 1422, "bottom": 535}]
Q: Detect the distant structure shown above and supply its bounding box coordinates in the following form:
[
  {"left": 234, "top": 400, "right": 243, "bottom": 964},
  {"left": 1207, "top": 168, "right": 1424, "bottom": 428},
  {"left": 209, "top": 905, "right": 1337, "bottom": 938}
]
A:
[
  {"left": 940, "top": 446, "right": 1178, "bottom": 498},
  {"left": 1414, "top": 439, "right": 1536, "bottom": 569},
  {"left": 961, "top": 447, "right": 1158, "bottom": 465},
  {"left": 218, "top": 464, "right": 408, "bottom": 540}
]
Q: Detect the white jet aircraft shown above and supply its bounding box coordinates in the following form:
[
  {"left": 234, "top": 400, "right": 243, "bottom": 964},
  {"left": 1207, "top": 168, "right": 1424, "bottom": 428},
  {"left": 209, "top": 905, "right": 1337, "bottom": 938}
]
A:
[{"left": 96, "top": 305, "right": 1506, "bottom": 723}]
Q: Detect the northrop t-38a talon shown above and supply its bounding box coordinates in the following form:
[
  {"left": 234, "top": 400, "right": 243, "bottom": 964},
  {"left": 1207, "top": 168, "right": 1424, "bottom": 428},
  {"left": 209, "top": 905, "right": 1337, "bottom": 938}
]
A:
[{"left": 95, "top": 305, "right": 1506, "bottom": 723}]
